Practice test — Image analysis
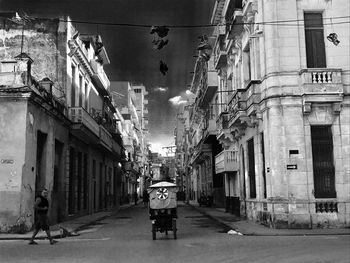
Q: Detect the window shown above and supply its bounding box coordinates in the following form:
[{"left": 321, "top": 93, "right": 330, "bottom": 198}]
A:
[
  {"left": 242, "top": 45, "right": 251, "bottom": 86},
  {"left": 247, "top": 138, "right": 256, "bottom": 198},
  {"left": 311, "top": 126, "right": 336, "bottom": 198},
  {"left": 134, "top": 88, "right": 141, "bottom": 93},
  {"left": 304, "top": 12, "right": 326, "bottom": 68},
  {"left": 79, "top": 75, "right": 83, "bottom": 107},
  {"left": 84, "top": 83, "right": 89, "bottom": 109}
]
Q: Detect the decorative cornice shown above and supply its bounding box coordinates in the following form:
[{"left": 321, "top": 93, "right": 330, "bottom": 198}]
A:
[{"left": 67, "top": 39, "right": 94, "bottom": 77}]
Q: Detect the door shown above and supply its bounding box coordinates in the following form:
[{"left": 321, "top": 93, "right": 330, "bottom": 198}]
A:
[
  {"left": 35, "top": 131, "right": 47, "bottom": 196},
  {"left": 247, "top": 138, "right": 256, "bottom": 198}
]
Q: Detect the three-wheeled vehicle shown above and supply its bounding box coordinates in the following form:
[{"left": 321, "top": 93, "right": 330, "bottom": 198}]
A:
[{"left": 148, "top": 181, "right": 178, "bottom": 240}]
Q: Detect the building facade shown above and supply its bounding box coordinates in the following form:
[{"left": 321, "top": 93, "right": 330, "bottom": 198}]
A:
[
  {"left": 0, "top": 15, "right": 123, "bottom": 232},
  {"left": 176, "top": 0, "right": 350, "bottom": 228}
]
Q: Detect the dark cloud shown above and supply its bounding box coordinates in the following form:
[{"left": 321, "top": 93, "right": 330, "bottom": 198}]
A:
[{"left": 0, "top": 0, "right": 215, "bottom": 148}]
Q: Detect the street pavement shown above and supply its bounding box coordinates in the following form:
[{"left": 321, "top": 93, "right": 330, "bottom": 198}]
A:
[
  {"left": 0, "top": 200, "right": 349, "bottom": 241},
  {"left": 1, "top": 202, "right": 349, "bottom": 263}
]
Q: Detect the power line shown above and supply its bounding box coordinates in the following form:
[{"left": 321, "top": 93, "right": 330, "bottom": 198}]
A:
[
  {"left": 57, "top": 16, "right": 350, "bottom": 28},
  {"left": 1, "top": 14, "right": 349, "bottom": 29},
  {"left": 57, "top": 15, "right": 350, "bottom": 28}
]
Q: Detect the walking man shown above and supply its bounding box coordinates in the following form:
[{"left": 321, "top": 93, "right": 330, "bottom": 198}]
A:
[{"left": 29, "top": 188, "right": 57, "bottom": 245}]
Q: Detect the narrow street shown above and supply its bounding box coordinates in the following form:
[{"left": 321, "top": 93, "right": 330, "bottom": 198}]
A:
[{"left": 1, "top": 204, "right": 349, "bottom": 263}]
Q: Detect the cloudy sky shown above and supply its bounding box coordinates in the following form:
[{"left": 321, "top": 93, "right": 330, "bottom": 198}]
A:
[{"left": 0, "top": 0, "right": 215, "bottom": 155}]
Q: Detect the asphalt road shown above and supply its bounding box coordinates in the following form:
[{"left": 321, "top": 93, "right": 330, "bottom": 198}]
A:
[{"left": 0, "top": 203, "right": 349, "bottom": 263}]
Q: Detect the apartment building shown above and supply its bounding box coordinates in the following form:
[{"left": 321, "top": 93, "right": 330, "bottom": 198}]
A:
[
  {"left": 177, "top": 0, "right": 349, "bottom": 228},
  {"left": 0, "top": 15, "right": 123, "bottom": 232}
]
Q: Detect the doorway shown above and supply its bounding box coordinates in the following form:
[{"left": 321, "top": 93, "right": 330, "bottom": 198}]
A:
[
  {"left": 311, "top": 126, "right": 336, "bottom": 198},
  {"left": 35, "top": 131, "right": 47, "bottom": 196}
]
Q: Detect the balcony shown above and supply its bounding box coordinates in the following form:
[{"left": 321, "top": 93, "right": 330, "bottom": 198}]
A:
[
  {"left": 91, "top": 60, "right": 110, "bottom": 94},
  {"left": 99, "top": 125, "right": 113, "bottom": 151},
  {"left": 228, "top": 91, "right": 247, "bottom": 127},
  {"left": 226, "top": 9, "right": 243, "bottom": 39},
  {"left": 215, "top": 150, "right": 239, "bottom": 174},
  {"left": 216, "top": 112, "right": 235, "bottom": 148},
  {"left": 213, "top": 40, "right": 227, "bottom": 70},
  {"left": 203, "top": 117, "right": 217, "bottom": 140},
  {"left": 69, "top": 107, "right": 99, "bottom": 142},
  {"left": 124, "top": 161, "right": 140, "bottom": 174},
  {"left": 299, "top": 68, "right": 343, "bottom": 114},
  {"left": 299, "top": 68, "right": 343, "bottom": 93},
  {"left": 198, "top": 71, "right": 218, "bottom": 108},
  {"left": 190, "top": 143, "right": 212, "bottom": 165},
  {"left": 245, "top": 81, "right": 261, "bottom": 116},
  {"left": 123, "top": 136, "right": 134, "bottom": 147},
  {"left": 216, "top": 112, "right": 229, "bottom": 132}
]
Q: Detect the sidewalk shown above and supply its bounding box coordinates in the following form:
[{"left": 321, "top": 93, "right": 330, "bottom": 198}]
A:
[
  {"left": 0, "top": 203, "right": 135, "bottom": 241},
  {"left": 186, "top": 200, "right": 350, "bottom": 236}
]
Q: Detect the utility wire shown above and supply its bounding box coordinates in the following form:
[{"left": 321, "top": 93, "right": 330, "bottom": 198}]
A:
[
  {"left": 1, "top": 14, "right": 349, "bottom": 28},
  {"left": 57, "top": 15, "right": 350, "bottom": 28}
]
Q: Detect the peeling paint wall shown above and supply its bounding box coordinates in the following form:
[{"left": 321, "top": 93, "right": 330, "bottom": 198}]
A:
[
  {"left": 0, "top": 17, "right": 68, "bottom": 99},
  {"left": 0, "top": 99, "right": 27, "bottom": 232}
]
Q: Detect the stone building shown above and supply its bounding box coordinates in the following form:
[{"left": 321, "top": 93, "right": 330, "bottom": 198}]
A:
[
  {"left": 174, "top": 0, "right": 350, "bottom": 228},
  {"left": 212, "top": 0, "right": 350, "bottom": 228},
  {"left": 0, "top": 15, "right": 123, "bottom": 232}
]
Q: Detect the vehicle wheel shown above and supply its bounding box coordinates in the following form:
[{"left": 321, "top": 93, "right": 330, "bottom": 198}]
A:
[
  {"left": 172, "top": 219, "right": 177, "bottom": 240},
  {"left": 152, "top": 225, "right": 156, "bottom": 240}
]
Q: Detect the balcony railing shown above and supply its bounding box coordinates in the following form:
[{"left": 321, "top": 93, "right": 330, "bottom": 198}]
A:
[
  {"left": 69, "top": 107, "right": 99, "bottom": 136},
  {"left": 300, "top": 69, "right": 342, "bottom": 84},
  {"left": 215, "top": 150, "right": 238, "bottom": 174},
  {"left": 299, "top": 68, "right": 343, "bottom": 98},
  {"left": 91, "top": 60, "right": 110, "bottom": 91}
]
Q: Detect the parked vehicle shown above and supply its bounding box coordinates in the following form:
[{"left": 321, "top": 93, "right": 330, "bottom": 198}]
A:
[{"left": 148, "top": 181, "right": 178, "bottom": 240}]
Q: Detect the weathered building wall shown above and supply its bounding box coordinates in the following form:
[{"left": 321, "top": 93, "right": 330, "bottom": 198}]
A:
[
  {"left": 0, "top": 99, "right": 27, "bottom": 232},
  {"left": 0, "top": 18, "right": 67, "bottom": 98},
  {"left": 24, "top": 99, "right": 69, "bottom": 227}
]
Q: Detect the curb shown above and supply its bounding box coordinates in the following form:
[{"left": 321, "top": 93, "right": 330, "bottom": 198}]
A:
[
  {"left": 0, "top": 204, "right": 136, "bottom": 241},
  {"left": 186, "top": 203, "right": 350, "bottom": 236},
  {"left": 186, "top": 203, "right": 243, "bottom": 235}
]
